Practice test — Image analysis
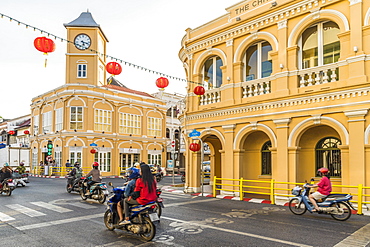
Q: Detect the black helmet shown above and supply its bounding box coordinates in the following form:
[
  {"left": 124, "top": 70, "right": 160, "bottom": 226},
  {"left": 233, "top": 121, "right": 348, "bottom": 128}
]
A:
[{"left": 74, "top": 162, "right": 80, "bottom": 167}]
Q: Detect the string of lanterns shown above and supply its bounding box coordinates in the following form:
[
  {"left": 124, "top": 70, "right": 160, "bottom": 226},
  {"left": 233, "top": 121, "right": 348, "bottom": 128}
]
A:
[{"left": 0, "top": 12, "right": 204, "bottom": 91}]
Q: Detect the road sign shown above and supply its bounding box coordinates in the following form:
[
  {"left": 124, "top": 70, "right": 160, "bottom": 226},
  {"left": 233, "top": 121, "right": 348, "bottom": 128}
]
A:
[
  {"left": 0, "top": 143, "right": 6, "bottom": 149},
  {"left": 189, "top": 129, "right": 200, "bottom": 138}
]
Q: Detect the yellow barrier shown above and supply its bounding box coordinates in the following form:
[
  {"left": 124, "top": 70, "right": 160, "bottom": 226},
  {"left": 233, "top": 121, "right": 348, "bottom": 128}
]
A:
[
  {"left": 213, "top": 176, "right": 370, "bottom": 215},
  {"left": 31, "top": 166, "right": 92, "bottom": 177}
]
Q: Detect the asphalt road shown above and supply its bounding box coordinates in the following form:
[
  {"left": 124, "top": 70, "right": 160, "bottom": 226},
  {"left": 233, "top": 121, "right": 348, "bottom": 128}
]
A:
[{"left": 0, "top": 176, "right": 369, "bottom": 247}]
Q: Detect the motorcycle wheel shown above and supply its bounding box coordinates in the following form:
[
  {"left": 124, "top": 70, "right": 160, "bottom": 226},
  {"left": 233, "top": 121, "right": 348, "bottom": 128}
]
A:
[
  {"left": 104, "top": 210, "right": 115, "bottom": 231},
  {"left": 330, "top": 202, "right": 351, "bottom": 221},
  {"left": 155, "top": 202, "right": 162, "bottom": 218},
  {"left": 80, "top": 188, "right": 87, "bottom": 200},
  {"left": 5, "top": 187, "right": 12, "bottom": 196},
  {"left": 288, "top": 198, "right": 307, "bottom": 215},
  {"left": 139, "top": 216, "right": 156, "bottom": 241},
  {"left": 98, "top": 189, "right": 106, "bottom": 204},
  {"left": 181, "top": 175, "right": 185, "bottom": 183},
  {"left": 66, "top": 184, "right": 72, "bottom": 193}
]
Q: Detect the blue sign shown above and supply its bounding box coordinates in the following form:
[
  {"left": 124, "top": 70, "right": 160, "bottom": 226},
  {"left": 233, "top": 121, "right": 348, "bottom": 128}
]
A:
[
  {"left": 0, "top": 143, "right": 6, "bottom": 149},
  {"left": 188, "top": 129, "right": 201, "bottom": 138},
  {"left": 90, "top": 143, "right": 98, "bottom": 147}
]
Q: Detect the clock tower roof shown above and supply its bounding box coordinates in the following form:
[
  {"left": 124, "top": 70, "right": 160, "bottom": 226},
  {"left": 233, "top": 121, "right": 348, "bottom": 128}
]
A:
[{"left": 64, "top": 11, "right": 108, "bottom": 41}]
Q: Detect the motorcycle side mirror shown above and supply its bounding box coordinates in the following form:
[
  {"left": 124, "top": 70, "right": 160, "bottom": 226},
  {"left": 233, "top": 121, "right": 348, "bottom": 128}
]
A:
[
  {"left": 310, "top": 178, "right": 315, "bottom": 182},
  {"left": 108, "top": 182, "right": 113, "bottom": 186}
]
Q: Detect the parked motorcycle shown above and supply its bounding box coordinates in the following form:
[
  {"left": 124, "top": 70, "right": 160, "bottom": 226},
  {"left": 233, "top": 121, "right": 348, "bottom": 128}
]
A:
[
  {"left": 0, "top": 178, "right": 16, "bottom": 196},
  {"left": 79, "top": 177, "right": 108, "bottom": 204},
  {"left": 66, "top": 176, "right": 84, "bottom": 193},
  {"left": 288, "top": 182, "right": 354, "bottom": 221},
  {"left": 104, "top": 182, "right": 158, "bottom": 241}
]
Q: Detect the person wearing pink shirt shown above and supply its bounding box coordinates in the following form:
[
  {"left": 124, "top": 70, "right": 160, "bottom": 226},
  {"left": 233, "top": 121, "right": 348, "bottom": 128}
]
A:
[{"left": 307, "top": 167, "right": 332, "bottom": 212}]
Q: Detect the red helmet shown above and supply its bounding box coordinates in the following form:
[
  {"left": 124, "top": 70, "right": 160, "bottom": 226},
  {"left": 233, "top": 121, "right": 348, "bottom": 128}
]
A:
[
  {"left": 93, "top": 162, "right": 99, "bottom": 167},
  {"left": 318, "top": 167, "right": 329, "bottom": 174}
]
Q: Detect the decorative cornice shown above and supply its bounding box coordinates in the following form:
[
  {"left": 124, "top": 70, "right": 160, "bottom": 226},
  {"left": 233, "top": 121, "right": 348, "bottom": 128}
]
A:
[
  {"left": 349, "top": 0, "right": 362, "bottom": 6},
  {"left": 277, "top": 20, "right": 287, "bottom": 30}
]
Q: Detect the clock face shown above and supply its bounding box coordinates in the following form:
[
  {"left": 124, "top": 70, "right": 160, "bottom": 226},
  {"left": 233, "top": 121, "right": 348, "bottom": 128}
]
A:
[{"left": 74, "top": 34, "right": 91, "bottom": 50}]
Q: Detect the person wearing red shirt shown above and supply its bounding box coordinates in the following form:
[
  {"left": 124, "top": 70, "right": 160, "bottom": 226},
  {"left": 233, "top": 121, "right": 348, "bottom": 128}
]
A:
[
  {"left": 307, "top": 167, "right": 332, "bottom": 212},
  {"left": 119, "top": 163, "right": 157, "bottom": 225}
]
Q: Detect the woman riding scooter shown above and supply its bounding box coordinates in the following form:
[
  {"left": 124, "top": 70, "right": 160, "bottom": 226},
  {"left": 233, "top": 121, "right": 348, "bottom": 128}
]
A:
[
  {"left": 85, "top": 162, "right": 101, "bottom": 196},
  {"left": 307, "top": 167, "right": 332, "bottom": 212}
]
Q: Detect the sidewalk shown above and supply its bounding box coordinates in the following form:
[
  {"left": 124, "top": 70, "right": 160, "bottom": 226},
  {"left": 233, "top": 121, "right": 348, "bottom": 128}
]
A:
[{"left": 161, "top": 184, "right": 370, "bottom": 217}]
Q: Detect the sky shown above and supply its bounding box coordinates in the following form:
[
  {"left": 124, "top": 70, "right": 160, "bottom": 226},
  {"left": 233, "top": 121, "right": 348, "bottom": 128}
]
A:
[{"left": 0, "top": 0, "right": 236, "bottom": 119}]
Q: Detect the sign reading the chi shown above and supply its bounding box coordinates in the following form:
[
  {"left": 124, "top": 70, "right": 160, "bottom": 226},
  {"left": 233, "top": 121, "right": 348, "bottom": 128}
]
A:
[{"left": 234, "top": 0, "right": 271, "bottom": 15}]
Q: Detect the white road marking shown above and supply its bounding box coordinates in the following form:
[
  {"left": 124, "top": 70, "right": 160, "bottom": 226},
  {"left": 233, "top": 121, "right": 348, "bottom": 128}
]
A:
[
  {"left": 68, "top": 202, "right": 97, "bottom": 209},
  {"left": 6, "top": 204, "right": 46, "bottom": 217},
  {"left": 16, "top": 213, "right": 102, "bottom": 231},
  {"left": 0, "top": 212, "right": 15, "bottom": 222},
  {"left": 30, "top": 202, "right": 72, "bottom": 213},
  {"left": 333, "top": 223, "right": 370, "bottom": 247},
  {"left": 162, "top": 216, "right": 313, "bottom": 247}
]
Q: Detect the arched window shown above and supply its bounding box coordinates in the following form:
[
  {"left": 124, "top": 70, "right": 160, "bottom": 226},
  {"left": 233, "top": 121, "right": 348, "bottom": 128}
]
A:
[
  {"left": 261, "top": 141, "right": 272, "bottom": 175},
  {"left": 166, "top": 128, "right": 170, "bottom": 138},
  {"left": 315, "top": 137, "right": 341, "bottom": 177},
  {"left": 244, "top": 41, "right": 272, "bottom": 81},
  {"left": 202, "top": 56, "right": 223, "bottom": 90},
  {"left": 299, "top": 21, "right": 340, "bottom": 69}
]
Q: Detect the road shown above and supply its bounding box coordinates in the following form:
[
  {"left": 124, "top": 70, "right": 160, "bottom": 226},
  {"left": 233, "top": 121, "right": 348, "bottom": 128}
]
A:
[{"left": 0, "top": 176, "right": 369, "bottom": 247}]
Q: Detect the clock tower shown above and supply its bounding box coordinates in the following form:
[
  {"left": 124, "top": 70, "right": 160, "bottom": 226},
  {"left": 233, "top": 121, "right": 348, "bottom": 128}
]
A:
[{"left": 64, "top": 11, "right": 108, "bottom": 86}]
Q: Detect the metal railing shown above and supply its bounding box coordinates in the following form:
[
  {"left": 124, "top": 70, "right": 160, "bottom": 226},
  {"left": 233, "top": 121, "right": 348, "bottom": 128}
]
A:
[
  {"left": 212, "top": 176, "right": 370, "bottom": 215},
  {"left": 32, "top": 166, "right": 92, "bottom": 177}
]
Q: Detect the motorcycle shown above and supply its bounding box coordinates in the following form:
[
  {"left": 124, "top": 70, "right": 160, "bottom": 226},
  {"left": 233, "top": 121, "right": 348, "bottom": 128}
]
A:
[
  {"left": 0, "top": 178, "right": 16, "bottom": 196},
  {"left": 12, "top": 171, "right": 26, "bottom": 187},
  {"left": 154, "top": 172, "right": 162, "bottom": 183},
  {"left": 155, "top": 188, "right": 164, "bottom": 218},
  {"left": 79, "top": 177, "right": 108, "bottom": 204},
  {"left": 181, "top": 171, "right": 185, "bottom": 183},
  {"left": 104, "top": 182, "right": 158, "bottom": 241},
  {"left": 288, "top": 182, "right": 355, "bottom": 221},
  {"left": 66, "top": 176, "right": 84, "bottom": 193}
]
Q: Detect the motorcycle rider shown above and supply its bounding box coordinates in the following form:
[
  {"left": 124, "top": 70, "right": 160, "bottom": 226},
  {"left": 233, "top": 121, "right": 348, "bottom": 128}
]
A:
[
  {"left": 0, "top": 163, "right": 13, "bottom": 183},
  {"left": 120, "top": 163, "right": 157, "bottom": 225},
  {"left": 117, "top": 167, "right": 140, "bottom": 223},
  {"left": 307, "top": 167, "right": 332, "bottom": 212},
  {"left": 85, "top": 162, "right": 101, "bottom": 196},
  {"left": 16, "top": 162, "right": 26, "bottom": 175},
  {"left": 68, "top": 162, "right": 83, "bottom": 189}
]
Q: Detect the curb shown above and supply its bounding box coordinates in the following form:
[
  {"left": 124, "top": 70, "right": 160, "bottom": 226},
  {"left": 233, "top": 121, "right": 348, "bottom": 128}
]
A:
[
  {"left": 30, "top": 174, "right": 120, "bottom": 179},
  {"left": 162, "top": 186, "right": 370, "bottom": 216}
]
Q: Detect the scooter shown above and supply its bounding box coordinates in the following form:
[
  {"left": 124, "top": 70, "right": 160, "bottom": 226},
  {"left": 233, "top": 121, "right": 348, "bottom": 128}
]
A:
[
  {"left": 104, "top": 182, "right": 158, "bottom": 241},
  {"left": 66, "top": 176, "right": 84, "bottom": 193},
  {"left": 0, "top": 178, "right": 16, "bottom": 196},
  {"left": 288, "top": 182, "right": 355, "bottom": 221},
  {"left": 12, "top": 171, "right": 26, "bottom": 187},
  {"left": 79, "top": 177, "right": 108, "bottom": 204}
]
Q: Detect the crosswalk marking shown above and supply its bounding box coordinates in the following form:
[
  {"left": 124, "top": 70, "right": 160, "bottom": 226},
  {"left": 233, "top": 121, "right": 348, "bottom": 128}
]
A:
[
  {"left": 30, "top": 202, "right": 72, "bottom": 213},
  {"left": 6, "top": 204, "right": 46, "bottom": 217},
  {"left": 0, "top": 212, "right": 15, "bottom": 222}
]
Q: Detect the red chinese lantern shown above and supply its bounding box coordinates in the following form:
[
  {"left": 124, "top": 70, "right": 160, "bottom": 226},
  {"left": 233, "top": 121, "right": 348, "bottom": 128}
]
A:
[
  {"left": 23, "top": 130, "right": 30, "bottom": 135},
  {"left": 90, "top": 149, "right": 97, "bottom": 154},
  {"left": 8, "top": 130, "right": 15, "bottom": 135},
  {"left": 34, "top": 37, "right": 56, "bottom": 67},
  {"left": 106, "top": 62, "right": 122, "bottom": 84},
  {"left": 156, "top": 77, "right": 169, "bottom": 91},
  {"left": 194, "top": 86, "right": 205, "bottom": 96},
  {"left": 189, "top": 142, "right": 201, "bottom": 152}
]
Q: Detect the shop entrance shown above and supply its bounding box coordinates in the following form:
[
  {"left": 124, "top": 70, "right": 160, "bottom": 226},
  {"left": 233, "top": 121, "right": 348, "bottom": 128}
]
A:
[{"left": 120, "top": 153, "right": 140, "bottom": 173}]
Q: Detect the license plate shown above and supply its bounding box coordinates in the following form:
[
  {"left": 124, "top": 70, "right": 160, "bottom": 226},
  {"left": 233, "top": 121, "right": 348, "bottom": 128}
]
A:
[
  {"left": 8, "top": 183, "right": 15, "bottom": 187},
  {"left": 149, "top": 213, "right": 159, "bottom": 222}
]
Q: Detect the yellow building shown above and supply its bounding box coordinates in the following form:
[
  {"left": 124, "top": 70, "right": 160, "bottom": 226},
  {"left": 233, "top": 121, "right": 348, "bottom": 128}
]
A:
[
  {"left": 180, "top": 0, "right": 370, "bottom": 196},
  {"left": 30, "top": 12, "right": 167, "bottom": 176}
]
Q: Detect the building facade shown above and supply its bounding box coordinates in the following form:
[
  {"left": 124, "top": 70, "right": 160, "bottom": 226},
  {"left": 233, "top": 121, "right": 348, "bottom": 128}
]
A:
[
  {"left": 29, "top": 12, "right": 167, "bottom": 176},
  {"left": 179, "top": 0, "right": 370, "bottom": 195}
]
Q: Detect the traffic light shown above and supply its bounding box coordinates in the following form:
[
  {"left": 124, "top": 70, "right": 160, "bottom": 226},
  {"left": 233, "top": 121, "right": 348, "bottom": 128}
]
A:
[{"left": 47, "top": 140, "right": 53, "bottom": 156}]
